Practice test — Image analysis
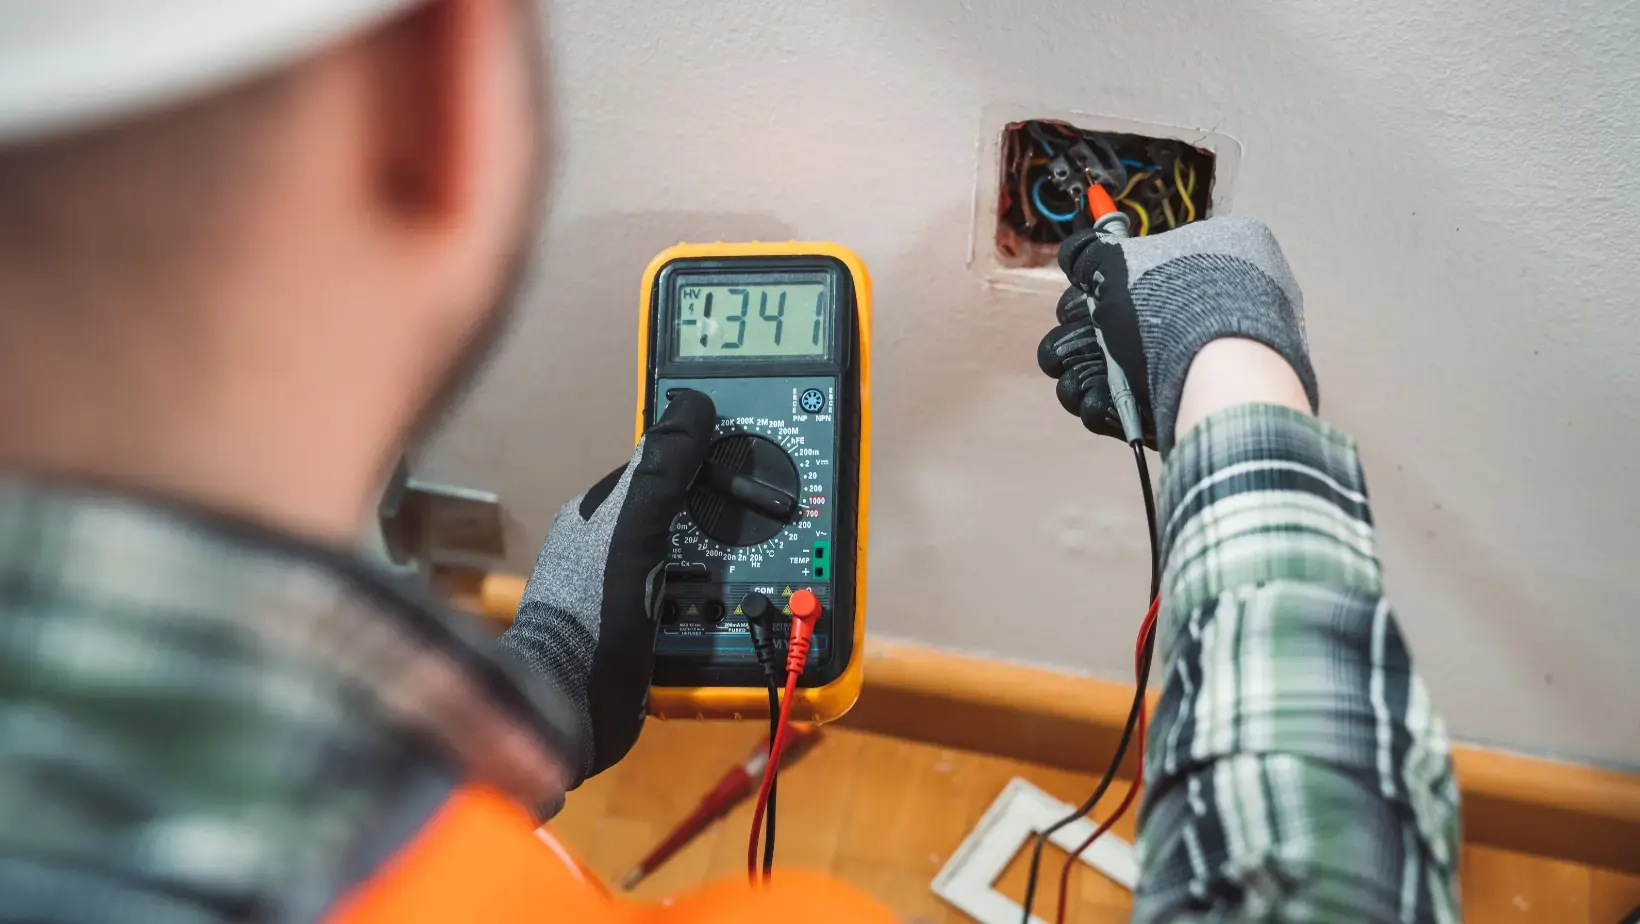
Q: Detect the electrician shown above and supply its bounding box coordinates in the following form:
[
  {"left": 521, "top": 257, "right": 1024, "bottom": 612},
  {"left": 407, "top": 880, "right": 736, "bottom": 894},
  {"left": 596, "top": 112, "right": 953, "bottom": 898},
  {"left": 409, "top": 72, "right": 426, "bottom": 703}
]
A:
[{"left": 0, "top": 1, "right": 1454, "bottom": 921}]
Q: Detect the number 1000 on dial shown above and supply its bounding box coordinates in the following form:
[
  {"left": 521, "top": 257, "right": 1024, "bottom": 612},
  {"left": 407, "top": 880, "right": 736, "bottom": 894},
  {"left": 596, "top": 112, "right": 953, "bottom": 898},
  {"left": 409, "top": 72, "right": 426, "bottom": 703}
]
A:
[{"left": 676, "top": 282, "right": 828, "bottom": 359}]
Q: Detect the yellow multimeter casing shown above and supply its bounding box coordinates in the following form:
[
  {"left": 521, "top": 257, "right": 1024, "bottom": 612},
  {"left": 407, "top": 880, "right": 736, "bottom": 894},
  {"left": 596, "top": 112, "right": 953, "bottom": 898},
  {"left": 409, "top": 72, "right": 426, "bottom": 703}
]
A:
[{"left": 635, "top": 242, "right": 870, "bottom": 724}]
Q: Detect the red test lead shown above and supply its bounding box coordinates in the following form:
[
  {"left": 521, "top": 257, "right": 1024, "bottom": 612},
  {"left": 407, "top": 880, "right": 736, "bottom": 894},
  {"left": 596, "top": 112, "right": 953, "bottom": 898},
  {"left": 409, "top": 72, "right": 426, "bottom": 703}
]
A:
[{"left": 746, "top": 588, "right": 823, "bottom": 882}]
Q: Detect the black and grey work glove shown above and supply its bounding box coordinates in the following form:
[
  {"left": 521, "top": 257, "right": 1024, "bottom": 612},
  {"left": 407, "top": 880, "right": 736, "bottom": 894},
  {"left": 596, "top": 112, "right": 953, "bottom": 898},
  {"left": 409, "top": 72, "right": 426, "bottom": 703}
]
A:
[
  {"left": 498, "top": 390, "right": 715, "bottom": 785},
  {"left": 1037, "top": 215, "right": 1320, "bottom": 454}
]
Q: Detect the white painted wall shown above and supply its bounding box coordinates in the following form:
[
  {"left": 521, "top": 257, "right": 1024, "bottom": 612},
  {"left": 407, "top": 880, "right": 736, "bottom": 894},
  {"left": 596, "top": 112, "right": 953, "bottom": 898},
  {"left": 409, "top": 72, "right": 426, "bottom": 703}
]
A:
[{"left": 424, "top": 0, "right": 1640, "bottom": 768}]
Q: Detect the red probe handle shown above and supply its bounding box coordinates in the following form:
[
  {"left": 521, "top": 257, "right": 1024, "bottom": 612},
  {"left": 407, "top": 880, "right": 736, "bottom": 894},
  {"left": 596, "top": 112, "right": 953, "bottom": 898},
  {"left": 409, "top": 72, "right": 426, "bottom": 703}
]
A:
[
  {"left": 635, "top": 770, "right": 751, "bottom": 875},
  {"left": 1088, "top": 185, "right": 1118, "bottom": 219}
]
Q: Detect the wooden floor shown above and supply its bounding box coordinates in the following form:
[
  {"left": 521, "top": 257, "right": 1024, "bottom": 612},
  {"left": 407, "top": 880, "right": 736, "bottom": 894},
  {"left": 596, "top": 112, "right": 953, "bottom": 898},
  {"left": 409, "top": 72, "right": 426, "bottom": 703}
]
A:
[{"left": 550, "top": 720, "right": 1640, "bottom": 923}]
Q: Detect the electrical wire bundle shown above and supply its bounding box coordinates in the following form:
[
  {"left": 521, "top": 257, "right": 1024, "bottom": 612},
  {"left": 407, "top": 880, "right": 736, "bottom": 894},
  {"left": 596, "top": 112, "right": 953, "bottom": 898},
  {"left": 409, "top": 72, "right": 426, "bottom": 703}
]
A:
[
  {"left": 1013, "top": 121, "right": 1112, "bottom": 239},
  {"left": 1002, "top": 120, "right": 1207, "bottom": 245},
  {"left": 1018, "top": 441, "right": 1161, "bottom": 924},
  {"left": 1112, "top": 157, "right": 1199, "bottom": 239}
]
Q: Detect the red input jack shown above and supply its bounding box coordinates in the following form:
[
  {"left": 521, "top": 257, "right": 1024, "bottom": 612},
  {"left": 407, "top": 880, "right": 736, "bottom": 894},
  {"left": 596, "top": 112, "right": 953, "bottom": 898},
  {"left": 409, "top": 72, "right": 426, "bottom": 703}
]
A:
[{"left": 747, "top": 588, "right": 822, "bottom": 883}]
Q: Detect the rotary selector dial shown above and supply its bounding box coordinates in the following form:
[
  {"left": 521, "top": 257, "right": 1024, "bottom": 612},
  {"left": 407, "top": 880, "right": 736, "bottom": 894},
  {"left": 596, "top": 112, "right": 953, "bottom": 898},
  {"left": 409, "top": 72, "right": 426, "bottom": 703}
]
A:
[
  {"left": 688, "top": 434, "right": 801, "bottom": 547},
  {"left": 668, "top": 409, "right": 830, "bottom": 576}
]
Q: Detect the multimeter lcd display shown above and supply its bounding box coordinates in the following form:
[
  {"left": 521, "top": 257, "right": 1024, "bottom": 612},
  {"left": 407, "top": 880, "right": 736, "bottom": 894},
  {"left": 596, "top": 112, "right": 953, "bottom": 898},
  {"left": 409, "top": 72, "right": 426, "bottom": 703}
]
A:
[{"left": 674, "top": 281, "right": 829, "bottom": 359}]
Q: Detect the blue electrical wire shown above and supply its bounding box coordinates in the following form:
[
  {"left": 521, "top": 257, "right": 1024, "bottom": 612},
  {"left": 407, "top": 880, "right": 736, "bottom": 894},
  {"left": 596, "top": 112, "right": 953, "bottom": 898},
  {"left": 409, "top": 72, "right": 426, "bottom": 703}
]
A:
[
  {"left": 1120, "top": 158, "right": 1150, "bottom": 169},
  {"left": 1031, "top": 175, "right": 1081, "bottom": 224}
]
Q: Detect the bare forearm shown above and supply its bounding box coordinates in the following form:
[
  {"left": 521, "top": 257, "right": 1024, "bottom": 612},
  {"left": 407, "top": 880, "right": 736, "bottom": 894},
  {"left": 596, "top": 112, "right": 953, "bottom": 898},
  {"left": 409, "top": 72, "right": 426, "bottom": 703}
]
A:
[{"left": 1174, "top": 337, "right": 1312, "bottom": 437}]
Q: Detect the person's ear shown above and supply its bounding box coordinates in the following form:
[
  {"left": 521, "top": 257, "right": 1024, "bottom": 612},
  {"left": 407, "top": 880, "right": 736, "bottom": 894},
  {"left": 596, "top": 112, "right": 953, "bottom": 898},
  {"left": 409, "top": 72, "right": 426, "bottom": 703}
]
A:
[{"left": 365, "top": 0, "right": 537, "bottom": 230}]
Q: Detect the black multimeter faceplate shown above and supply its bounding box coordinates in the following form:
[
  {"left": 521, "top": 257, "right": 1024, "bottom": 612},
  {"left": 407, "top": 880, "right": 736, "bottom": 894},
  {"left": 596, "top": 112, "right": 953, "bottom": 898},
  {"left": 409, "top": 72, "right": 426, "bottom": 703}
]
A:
[{"left": 644, "top": 256, "right": 861, "bottom": 689}]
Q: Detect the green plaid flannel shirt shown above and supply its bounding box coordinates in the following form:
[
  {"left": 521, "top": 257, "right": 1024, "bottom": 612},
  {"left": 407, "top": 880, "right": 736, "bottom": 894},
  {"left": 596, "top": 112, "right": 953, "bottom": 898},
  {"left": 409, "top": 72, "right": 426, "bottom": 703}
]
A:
[
  {"left": 0, "top": 482, "right": 579, "bottom": 922},
  {"left": 1136, "top": 405, "right": 1460, "bottom": 923}
]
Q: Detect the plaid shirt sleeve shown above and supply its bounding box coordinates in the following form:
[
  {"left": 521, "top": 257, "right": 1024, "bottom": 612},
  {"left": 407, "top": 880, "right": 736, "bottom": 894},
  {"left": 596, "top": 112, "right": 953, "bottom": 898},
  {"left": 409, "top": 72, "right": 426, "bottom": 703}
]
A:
[{"left": 1133, "top": 405, "right": 1461, "bottom": 924}]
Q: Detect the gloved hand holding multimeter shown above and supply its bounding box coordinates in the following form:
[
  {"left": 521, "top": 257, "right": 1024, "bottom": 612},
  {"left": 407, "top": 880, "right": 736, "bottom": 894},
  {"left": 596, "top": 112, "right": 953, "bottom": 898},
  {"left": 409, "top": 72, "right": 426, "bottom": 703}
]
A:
[
  {"left": 504, "top": 242, "right": 871, "bottom": 780},
  {"left": 499, "top": 389, "right": 717, "bottom": 780}
]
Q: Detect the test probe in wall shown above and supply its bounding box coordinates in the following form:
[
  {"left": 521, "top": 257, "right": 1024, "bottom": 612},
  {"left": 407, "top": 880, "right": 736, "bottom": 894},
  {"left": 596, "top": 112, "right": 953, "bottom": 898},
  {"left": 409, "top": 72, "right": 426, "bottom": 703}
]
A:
[
  {"left": 1022, "top": 197, "right": 1164, "bottom": 924},
  {"left": 1028, "top": 121, "right": 1129, "bottom": 237},
  {"left": 746, "top": 589, "right": 823, "bottom": 883}
]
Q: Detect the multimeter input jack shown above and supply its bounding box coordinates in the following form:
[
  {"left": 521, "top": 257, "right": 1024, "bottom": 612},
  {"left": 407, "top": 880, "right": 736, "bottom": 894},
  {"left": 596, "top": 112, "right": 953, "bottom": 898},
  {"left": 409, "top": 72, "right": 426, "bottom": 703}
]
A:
[{"left": 702, "top": 599, "right": 728, "bottom": 624}]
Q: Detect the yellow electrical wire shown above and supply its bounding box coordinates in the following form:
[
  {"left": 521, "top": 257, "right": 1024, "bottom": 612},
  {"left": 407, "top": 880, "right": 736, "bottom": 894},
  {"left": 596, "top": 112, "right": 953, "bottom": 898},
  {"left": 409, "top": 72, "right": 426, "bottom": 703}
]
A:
[
  {"left": 1117, "top": 171, "right": 1151, "bottom": 200},
  {"left": 1145, "top": 177, "right": 1171, "bottom": 229},
  {"left": 1119, "top": 197, "right": 1150, "bottom": 236},
  {"left": 1175, "top": 160, "right": 1197, "bottom": 223}
]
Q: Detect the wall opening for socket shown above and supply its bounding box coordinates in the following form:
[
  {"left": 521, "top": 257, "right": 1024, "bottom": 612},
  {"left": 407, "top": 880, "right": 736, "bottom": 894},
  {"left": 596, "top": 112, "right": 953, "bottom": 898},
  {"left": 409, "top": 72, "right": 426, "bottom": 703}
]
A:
[{"left": 995, "top": 119, "right": 1218, "bottom": 269}]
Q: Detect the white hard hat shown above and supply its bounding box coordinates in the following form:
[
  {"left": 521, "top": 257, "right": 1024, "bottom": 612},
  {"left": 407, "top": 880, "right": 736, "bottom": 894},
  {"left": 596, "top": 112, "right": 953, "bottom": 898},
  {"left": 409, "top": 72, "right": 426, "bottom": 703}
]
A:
[{"left": 0, "top": 0, "right": 427, "bottom": 145}]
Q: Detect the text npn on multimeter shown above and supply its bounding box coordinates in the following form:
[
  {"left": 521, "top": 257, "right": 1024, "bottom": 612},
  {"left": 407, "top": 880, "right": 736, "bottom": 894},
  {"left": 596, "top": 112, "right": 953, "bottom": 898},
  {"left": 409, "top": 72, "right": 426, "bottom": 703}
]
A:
[{"left": 635, "top": 242, "right": 870, "bottom": 724}]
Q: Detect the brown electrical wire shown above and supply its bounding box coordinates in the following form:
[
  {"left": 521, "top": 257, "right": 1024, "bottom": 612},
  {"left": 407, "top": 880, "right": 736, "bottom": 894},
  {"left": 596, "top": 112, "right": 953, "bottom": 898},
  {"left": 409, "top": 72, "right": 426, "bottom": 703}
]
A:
[{"left": 1016, "top": 134, "right": 1036, "bottom": 228}]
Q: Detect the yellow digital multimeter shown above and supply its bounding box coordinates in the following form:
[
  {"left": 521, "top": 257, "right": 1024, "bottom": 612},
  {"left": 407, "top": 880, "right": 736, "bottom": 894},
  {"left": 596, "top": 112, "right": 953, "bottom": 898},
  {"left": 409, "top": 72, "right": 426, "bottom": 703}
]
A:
[{"left": 635, "top": 242, "right": 870, "bottom": 724}]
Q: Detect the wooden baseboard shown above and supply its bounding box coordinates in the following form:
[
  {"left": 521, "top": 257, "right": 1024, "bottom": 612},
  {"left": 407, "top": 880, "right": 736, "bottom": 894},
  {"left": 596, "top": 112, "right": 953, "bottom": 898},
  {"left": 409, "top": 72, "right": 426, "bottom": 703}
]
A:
[
  {"left": 844, "top": 639, "right": 1640, "bottom": 876},
  {"left": 838, "top": 640, "right": 1153, "bottom": 781},
  {"left": 455, "top": 571, "right": 1640, "bottom": 875}
]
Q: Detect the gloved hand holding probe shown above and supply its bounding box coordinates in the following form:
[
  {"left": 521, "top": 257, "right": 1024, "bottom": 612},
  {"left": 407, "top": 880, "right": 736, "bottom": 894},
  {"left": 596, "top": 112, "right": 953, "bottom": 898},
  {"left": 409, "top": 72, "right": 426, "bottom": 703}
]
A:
[
  {"left": 1036, "top": 215, "right": 1320, "bottom": 454},
  {"left": 1028, "top": 211, "right": 1458, "bottom": 924}
]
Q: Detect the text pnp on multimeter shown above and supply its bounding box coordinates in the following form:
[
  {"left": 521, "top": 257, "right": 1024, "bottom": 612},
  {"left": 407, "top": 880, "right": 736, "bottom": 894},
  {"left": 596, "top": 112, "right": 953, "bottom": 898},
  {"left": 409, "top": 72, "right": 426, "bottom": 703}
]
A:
[{"left": 635, "top": 242, "right": 871, "bottom": 723}]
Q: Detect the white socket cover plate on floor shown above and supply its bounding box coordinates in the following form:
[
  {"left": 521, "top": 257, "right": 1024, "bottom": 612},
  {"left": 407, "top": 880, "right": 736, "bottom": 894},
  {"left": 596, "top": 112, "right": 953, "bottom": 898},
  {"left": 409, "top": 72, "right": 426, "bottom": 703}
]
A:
[{"left": 931, "top": 777, "right": 1137, "bottom": 924}]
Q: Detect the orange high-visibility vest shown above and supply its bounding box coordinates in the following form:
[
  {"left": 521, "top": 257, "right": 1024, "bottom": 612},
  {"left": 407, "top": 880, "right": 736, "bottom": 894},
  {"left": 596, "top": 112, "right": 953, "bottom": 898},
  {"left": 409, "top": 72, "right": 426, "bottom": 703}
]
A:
[{"left": 327, "top": 786, "right": 899, "bottom": 923}]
